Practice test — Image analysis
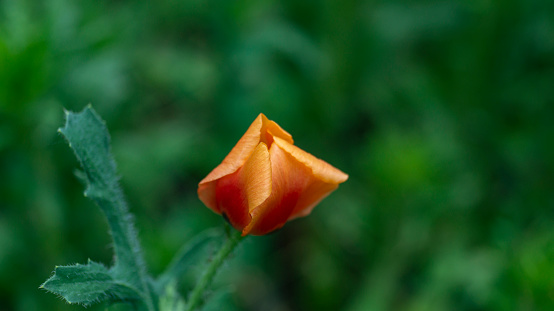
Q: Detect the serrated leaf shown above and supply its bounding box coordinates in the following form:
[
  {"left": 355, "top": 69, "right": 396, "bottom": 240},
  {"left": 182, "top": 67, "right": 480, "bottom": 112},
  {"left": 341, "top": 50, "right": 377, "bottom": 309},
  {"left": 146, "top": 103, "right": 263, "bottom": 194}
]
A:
[
  {"left": 41, "top": 261, "right": 142, "bottom": 306},
  {"left": 55, "top": 106, "right": 155, "bottom": 310},
  {"left": 58, "top": 106, "right": 118, "bottom": 197},
  {"left": 58, "top": 105, "right": 143, "bottom": 271},
  {"left": 73, "top": 169, "right": 89, "bottom": 186}
]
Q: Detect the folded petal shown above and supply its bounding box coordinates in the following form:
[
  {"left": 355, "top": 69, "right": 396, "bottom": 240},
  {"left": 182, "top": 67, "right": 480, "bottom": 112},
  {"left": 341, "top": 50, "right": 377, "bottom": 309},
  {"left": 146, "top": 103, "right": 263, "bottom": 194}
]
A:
[
  {"left": 241, "top": 142, "right": 272, "bottom": 212},
  {"left": 199, "top": 115, "right": 265, "bottom": 187},
  {"left": 198, "top": 114, "right": 291, "bottom": 211},
  {"left": 243, "top": 141, "right": 307, "bottom": 235},
  {"left": 198, "top": 113, "right": 347, "bottom": 236},
  {"left": 212, "top": 142, "right": 272, "bottom": 231},
  {"left": 244, "top": 137, "right": 349, "bottom": 235},
  {"left": 273, "top": 136, "right": 348, "bottom": 184},
  {"left": 273, "top": 137, "right": 348, "bottom": 219},
  {"left": 259, "top": 114, "right": 293, "bottom": 147}
]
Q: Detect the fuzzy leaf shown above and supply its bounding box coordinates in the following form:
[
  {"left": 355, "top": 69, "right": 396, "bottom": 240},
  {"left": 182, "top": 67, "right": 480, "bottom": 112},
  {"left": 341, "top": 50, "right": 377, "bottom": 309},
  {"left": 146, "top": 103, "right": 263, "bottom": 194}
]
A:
[
  {"left": 41, "top": 260, "right": 141, "bottom": 306},
  {"left": 54, "top": 106, "right": 156, "bottom": 310}
]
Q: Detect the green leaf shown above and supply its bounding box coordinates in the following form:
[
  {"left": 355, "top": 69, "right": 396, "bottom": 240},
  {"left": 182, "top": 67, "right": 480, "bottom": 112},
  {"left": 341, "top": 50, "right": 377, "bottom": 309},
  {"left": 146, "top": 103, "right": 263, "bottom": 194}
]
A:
[
  {"left": 40, "top": 260, "right": 142, "bottom": 306},
  {"left": 55, "top": 105, "right": 156, "bottom": 310}
]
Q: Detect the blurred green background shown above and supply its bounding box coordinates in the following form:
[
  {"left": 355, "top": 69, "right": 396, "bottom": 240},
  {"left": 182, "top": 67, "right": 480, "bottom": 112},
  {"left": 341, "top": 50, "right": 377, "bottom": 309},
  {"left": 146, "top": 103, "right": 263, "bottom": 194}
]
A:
[{"left": 1, "top": 0, "right": 553, "bottom": 310}]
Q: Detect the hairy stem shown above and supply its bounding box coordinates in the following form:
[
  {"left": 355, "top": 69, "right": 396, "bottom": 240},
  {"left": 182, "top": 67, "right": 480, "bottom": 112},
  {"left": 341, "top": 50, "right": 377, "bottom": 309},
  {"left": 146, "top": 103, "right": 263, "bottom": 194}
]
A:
[{"left": 185, "top": 230, "right": 245, "bottom": 311}]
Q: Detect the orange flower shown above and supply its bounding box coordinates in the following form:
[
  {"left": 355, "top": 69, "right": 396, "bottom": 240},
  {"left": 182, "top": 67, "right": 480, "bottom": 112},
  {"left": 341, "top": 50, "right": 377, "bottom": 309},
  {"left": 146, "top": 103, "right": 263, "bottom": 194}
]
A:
[{"left": 198, "top": 114, "right": 348, "bottom": 236}]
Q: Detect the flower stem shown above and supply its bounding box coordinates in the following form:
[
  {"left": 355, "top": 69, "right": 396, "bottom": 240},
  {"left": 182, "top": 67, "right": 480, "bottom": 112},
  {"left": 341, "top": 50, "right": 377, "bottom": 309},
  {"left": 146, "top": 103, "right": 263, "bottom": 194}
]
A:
[{"left": 185, "top": 229, "right": 245, "bottom": 311}]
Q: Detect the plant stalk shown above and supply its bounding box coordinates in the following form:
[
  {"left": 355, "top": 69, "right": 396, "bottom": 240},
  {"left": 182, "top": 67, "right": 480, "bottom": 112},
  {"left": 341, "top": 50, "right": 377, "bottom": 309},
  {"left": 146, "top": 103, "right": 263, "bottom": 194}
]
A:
[{"left": 185, "top": 230, "right": 245, "bottom": 311}]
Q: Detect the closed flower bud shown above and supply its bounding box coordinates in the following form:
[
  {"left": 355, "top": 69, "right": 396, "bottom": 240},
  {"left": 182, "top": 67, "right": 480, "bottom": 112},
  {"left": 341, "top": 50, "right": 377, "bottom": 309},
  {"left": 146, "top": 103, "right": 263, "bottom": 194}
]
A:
[{"left": 198, "top": 114, "right": 348, "bottom": 236}]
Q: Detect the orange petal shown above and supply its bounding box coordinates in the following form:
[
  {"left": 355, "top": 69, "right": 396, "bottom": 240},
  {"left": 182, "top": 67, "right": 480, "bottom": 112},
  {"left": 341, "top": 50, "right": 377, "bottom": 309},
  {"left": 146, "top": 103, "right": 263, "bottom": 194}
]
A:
[
  {"left": 273, "top": 137, "right": 348, "bottom": 219},
  {"left": 240, "top": 142, "right": 272, "bottom": 212},
  {"left": 199, "top": 113, "right": 347, "bottom": 236},
  {"left": 243, "top": 141, "right": 307, "bottom": 235},
  {"left": 273, "top": 136, "right": 348, "bottom": 184},
  {"left": 243, "top": 138, "right": 349, "bottom": 235},
  {"left": 199, "top": 114, "right": 265, "bottom": 187},
  {"left": 198, "top": 114, "right": 292, "bottom": 211},
  {"left": 259, "top": 114, "right": 293, "bottom": 147},
  {"left": 212, "top": 142, "right": 272, "bottom": 231},
  {"left": 289, "top": 180, "right": 339, "bottom": 220}
]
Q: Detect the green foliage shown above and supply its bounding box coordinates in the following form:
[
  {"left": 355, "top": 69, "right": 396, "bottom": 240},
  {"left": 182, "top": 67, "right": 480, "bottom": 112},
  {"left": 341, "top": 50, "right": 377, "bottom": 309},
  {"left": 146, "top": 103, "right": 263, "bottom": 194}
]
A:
[
  {"left": 43, "top": 106, "right": 155, "bottom": 310},
  {"left": 41, "top": 260, "right": 141, "bottom": 306},
  {"left": 1, "top": 0, "right": 554, "bottom": 310},
  {"left": 59, "top": 106, "right": 151, "bottom": 286},
  {"left": 42, "top": 107, "right": 239, "bottom": 311}
]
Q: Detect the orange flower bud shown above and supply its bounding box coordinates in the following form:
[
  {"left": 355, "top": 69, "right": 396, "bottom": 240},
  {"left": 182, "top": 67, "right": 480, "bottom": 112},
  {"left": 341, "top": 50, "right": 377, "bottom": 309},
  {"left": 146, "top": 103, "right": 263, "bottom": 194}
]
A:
[{"left": 198, "top": 114, "right": 348, "bottom": 236}]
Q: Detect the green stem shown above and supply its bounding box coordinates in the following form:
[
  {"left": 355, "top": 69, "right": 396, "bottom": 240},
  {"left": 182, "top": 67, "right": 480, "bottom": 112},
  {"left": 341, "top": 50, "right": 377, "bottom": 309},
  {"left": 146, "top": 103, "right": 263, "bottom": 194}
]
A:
[
  {"left": 156, "top": 230, "right": 221, "bottom": 292},
  {"left": 185, "top": 230, "right": 245, "bottom": 311}
]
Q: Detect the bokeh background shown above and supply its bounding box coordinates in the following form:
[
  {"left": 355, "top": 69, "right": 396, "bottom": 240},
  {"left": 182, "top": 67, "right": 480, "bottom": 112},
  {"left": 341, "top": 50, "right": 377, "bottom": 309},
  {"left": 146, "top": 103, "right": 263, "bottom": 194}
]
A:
[{"left": 1, "top": 0, "right": 553, "bottom": 310}]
